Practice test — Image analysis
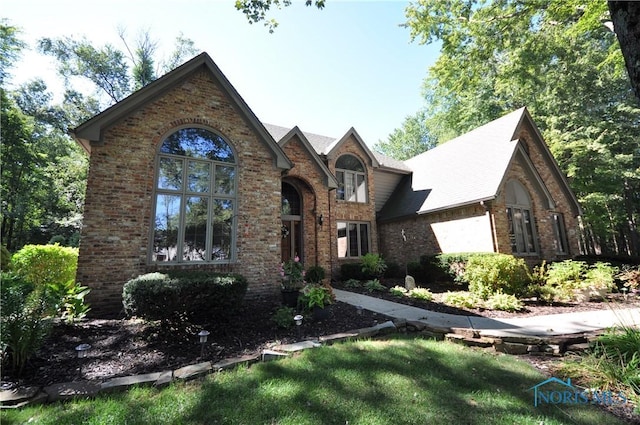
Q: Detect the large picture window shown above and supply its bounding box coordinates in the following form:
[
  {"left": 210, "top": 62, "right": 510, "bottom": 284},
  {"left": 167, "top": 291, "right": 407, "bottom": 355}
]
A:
[
  {"left": 337, "top": 221, "right": 370, "bottom": 258},
  {"left": 505, "top": 180, "right": 537, "bottom": 254},
  {"left": 336, "top": 154, "right": 367, "bottom": 203},
  {"left": 151, "top": 128, "right": 236, "bottom": 263}
]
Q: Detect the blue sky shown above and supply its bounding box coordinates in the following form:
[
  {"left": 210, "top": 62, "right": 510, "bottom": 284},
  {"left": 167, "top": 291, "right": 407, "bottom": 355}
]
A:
[{"left": 4, "top": 0, "right": 440, "bottom": 145}]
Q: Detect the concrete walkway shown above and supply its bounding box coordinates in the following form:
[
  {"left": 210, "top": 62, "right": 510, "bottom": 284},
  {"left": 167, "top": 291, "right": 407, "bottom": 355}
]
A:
[{"left": 334, "top": 289, "right": 640, "bottom": 338}]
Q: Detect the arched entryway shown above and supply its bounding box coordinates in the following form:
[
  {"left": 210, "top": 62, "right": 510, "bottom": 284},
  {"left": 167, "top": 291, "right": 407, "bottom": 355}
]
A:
[{"left": 281, "top": 182, "right": 302, "bottom": 263}]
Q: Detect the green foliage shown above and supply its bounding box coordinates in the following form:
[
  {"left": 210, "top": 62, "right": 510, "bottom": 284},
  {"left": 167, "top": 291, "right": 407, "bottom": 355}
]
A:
[
  {"left": 463, "top": 254, "right": 531, "bottom": 300},
  {"left": 485, "top": 292, "right": 523, "bottom": 312},
  {"left": 364, "top": 279, "right": 385, "bottom": 293},
  {"left": 360, "top": 253, "right": 387, "bottom": 279},
  {"left": 0, "top": 245, "right": 11, "bottom": 270},
  {"left": 406, "top": 261, "right": 423, "bottom": 281},
  {"left": 340, "top": 262, "right": 366, "bottom": 281},
  {"left": 0, "top": 272, "right": 57, "bottom": 375},
  {"left": 408, "top": 287, "right": 433, "bottom": 301},
  {"left": 436, "top": 253, "right": 486, "bottom": 284},
  {"left": 122, "top": 271, "right": 248, "bottom": 325},
  {"left": 375, "top": 110, "right": 437, "bottom": 160},
  {"left": 343, "top": 278, "right": 361, "bottom": 289},
  {"left": 271, "top": 306, "right": 295, "bottom": 329},
  {"left": 235, "top": 0, "right": 326, "bottom": 33},
  {"left": 384, "top": 261, "right": 403, "bottom": 278},
  {"left": 305, "top": 265, "right": 325, "bottom": 284},
  {"left": 279, "top": 256, "right": 305, "bottom": 290},
  {"left": 441, "top": 291, "right": 483, "bottom": 309},
  {"left": 619, "top": 266, "right": 640, "bottom": 290},
  {"left": 389, "top": 285, "right": 408, "bottom": 297},
  {"left": 583, "top": 262, "right": 617, "bottom": 292},
  {"left": 299, "top": 284, "right": 333, "bottom": 310},
  {"left": 538, "top": 260, "right": 617, "bottom": 302}
]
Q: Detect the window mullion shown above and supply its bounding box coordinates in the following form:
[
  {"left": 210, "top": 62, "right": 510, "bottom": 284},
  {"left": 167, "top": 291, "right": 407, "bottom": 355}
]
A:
[{"left": 178, "top": 159, "right": 187, "bottom": 262}]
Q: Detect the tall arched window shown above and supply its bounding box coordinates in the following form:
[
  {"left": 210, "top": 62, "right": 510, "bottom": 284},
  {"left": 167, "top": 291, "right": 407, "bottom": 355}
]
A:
[
  {"left": 336, "top": 154, "right": 366, "bottom": 203},
  {"left": 505, "top": 180, "right": 537, "bottom": 254},
  {"left": 151, "top": 127, "right": 236, "bottom": 263}
]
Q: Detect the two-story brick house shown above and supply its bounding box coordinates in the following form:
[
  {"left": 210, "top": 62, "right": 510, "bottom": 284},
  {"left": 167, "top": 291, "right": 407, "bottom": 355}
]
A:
[{"left": 71, "top": 52, "right": 581, "bottom": 315}]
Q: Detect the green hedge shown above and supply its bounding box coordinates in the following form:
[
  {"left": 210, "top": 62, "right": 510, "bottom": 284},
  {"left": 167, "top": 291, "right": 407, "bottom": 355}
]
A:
[
  {"left": 122, "top": 271, "right": 248, "bottom": 325},
  {"left": 11, "top": 244, "right": 78, "bottom": 288},
  {"left": 464, "top": 254, "right": 531, "bottom": 299}
]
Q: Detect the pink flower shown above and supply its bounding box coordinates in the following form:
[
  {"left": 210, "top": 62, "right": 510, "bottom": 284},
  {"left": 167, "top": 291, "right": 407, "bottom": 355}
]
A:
[{"left": 294, "top": 256, "right": 300, "bottom": 262}]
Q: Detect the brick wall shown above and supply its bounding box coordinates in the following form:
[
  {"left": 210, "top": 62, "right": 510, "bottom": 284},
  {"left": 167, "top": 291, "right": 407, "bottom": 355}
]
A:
[{"left": 77, "top": 69, "right": 283, "bottom": 316}]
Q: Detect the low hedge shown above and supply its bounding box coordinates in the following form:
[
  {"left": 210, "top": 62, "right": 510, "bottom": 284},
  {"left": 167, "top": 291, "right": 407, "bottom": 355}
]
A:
[{"left": 122, "top": 271, "right": 248, "bottom": 325}]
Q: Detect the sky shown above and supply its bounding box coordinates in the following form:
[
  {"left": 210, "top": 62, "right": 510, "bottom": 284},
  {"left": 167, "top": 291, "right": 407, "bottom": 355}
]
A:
[{"left": 3, "top": 0, "right": 440, "bottom": 145}]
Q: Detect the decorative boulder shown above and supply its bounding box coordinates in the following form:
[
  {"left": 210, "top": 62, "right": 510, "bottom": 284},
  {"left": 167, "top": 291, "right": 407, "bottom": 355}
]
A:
[{"left": 405, "top": 275, "right": 416, "bottom": 290}]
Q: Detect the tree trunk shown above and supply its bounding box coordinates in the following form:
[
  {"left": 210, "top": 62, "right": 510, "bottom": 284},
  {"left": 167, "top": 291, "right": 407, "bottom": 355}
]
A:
[{"left": 608, "top": 1, "right": 640, "bottom": 101}]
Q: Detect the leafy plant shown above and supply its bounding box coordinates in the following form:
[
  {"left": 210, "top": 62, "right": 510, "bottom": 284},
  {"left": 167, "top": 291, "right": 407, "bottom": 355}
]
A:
[
  {"left": 11, "top": 244, "right": 78, "bottom": 288},
  {"left": 280, "top": 256, "right": 305, "bottom": 290},
  {"left": 364, "top": 279, "right": 385, "bottom": 293},
  {"left": 485, "top": 292, "right": 523, "bottom": 312},
  {"left": 389, "top": 285, "right": 408, "bottom": 297},
  {"left": 618, "top": 266, "right": 640, "bottom": 290},
  {"left": 408, "top": 287, "right": 433, "bottom": 301},
  {"left": 441, "top": 291, "right": 482, "bottom": 309},
  {"left": 464, "top": 254, "right": 531, "bottom": 299},
  {"left": 583, "top": 262, "right": 617, "bottom": 291},
  {"left": 0, "top": 272, "right": 57, "bottom": 375},
  {"left": 60, "top": 284, "right": 91, "bottom": 322},
  {"left": 271, "top": 306, "right": 295, "bottom": 329},
  {"left": 0, "top": 245, "right": 11, "bottom": 271},
  {"left": 300, "top": 284, "right": 333, "bottom": 310},
  {"left": 343, "top": 279, "right": 361, "bottom": 289},
  {"left": 360, "top": 253, "right": 387, "bottom": 279}
]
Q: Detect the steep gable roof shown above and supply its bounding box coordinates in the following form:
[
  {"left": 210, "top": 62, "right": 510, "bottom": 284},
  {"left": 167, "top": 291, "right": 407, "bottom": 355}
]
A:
[
  {"left": 276, "top": 126, "right": 339, "bottom": 189},
  {"left": 70, "top": 52, "right": 292, "bottom": 170},
  {"left": 378, "top": 107, "right": 580, "bottom": 221},
  {"left": 324, "top": 127, "right": 380, "bottom": 167}
]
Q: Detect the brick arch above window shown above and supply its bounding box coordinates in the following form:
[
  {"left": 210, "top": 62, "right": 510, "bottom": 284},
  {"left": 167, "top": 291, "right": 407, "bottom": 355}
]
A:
[{"left": 335, "top": 154, "right": 367, "bottom": 203}]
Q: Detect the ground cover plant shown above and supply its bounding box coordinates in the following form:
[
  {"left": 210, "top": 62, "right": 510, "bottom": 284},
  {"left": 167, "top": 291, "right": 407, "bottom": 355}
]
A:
[{"left": 1, "top": 338, "right": 627, "bottom": 425}]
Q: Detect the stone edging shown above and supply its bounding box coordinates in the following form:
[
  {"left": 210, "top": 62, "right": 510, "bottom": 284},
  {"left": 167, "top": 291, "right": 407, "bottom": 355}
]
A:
[{"left": 0, "top": 319, "right": 598, "bottom": 409}]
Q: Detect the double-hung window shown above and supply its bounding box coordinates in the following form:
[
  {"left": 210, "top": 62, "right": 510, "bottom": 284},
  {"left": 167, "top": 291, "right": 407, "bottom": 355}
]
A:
[
  {"left": 151, "top": 127, "right": 236, "bottom": 263},
  {"left": 337, "top": 221, "right": 370, "bottom": 258},
  {"left": 336, "top": 155, "right": 367, "bottom": 203},
  {"left": 552, "top": 213, "right": 569, "bottom": 254}
]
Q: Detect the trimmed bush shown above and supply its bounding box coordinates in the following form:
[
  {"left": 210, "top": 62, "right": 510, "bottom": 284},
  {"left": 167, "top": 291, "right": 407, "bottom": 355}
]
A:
[
  {"left": 11, "top": 244, "right": 78, "bottom": 288},
  {"left": 464, "top": 254, "right": 531, "bottom": 299},
  {"left": 340, "top": 262, "right": 366, "bottom": 281},
  {"left": 122, "top": 271, "right": 248, "bottom": 325},
  {"left": 384, "top": 262, "right": 403, "bottom": 278},
  {"left": 437, "top": 253, "right": 494, "bottom": 284},
  {"left": 540, "top": 260, "right": 618, "bottom": 302},
  {"left": 406, "top": 261, "right": 423, "bottom": 281},
  {"left": 305, "top": 266, "right": 325, "bottom": 284}
]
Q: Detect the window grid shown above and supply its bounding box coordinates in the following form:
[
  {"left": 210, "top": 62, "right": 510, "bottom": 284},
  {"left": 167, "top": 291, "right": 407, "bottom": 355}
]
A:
[{"left": 337, "top": 221, "right": 370, "bottom": 258}]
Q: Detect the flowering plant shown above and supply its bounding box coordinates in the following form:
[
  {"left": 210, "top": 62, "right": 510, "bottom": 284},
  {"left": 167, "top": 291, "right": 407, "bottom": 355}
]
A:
[{"left": 280, "top": 256, "right": 305, "bottom": 290}]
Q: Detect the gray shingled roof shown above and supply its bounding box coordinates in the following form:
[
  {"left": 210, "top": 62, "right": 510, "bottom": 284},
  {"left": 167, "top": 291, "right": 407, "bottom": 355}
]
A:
[{"left": 378, "top": 108, "right": 527, "bottom": 221}]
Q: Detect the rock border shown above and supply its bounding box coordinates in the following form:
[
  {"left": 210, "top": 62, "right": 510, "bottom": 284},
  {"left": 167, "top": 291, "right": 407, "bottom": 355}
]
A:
[{"left": 0, "top": 319, "right": 599, "bottom": 408}]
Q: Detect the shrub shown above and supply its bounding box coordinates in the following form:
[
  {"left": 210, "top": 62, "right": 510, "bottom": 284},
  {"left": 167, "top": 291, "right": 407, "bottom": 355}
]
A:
[
  {"left": 540, "top": 260, "right": 617, "bottom": 303},
  {"left": 0, "top": 273, "right": 57, "bottom": 375},
  {"left": 384, "top": 262, "right": 403, "bottom": 278},
  {"left": 408, "top": 287, "right": 433, "bottom": 301},
  {"left": 122, "top": 271, "right": 248, "bottom": 325},
  {"left": 10, "top": 244, "right": 87, "bottom": 321},
  {"left": 340, "top": 262, "right": 366, "bottom": 281},
  {"left": 436, "top": 253, "right": 488, "bottom": 284},
  {"left": 619, "top": 265, "right": 640, "bottom": 290},
  {"left": 546, "top": 260, "right": 586, "bottom": 288},
  {"left": 305, "top": 266, "right": 326, "bottom": 284},
  {"left": 389, "top": 285, "right": 407, "bottom": 297},
  {"left": 464, "top": 254, "right": 531, "bottom": 299},
  {"left": 442, "top": 291, "right": 482, "bottom": 309},
  {"left": 406, "top": 261, "right": 423, "bottom": 281},
  {"left": 271, "top": 306, "right": 295, "bottom": 329},
  {"left": 343, "top": 278, "right": 361, "bottom": 288},
  {"left": 364, "top": 279, "right": 385, "bottom": 293},
  {"left": 583, "top": 262, "right": 617, "bottom": 292},
  {"left": 485, "top": 292, "right": 523, "bottom": 312},
  {"left": 360, "top": 253, "right": 387, "bottom": 279}
]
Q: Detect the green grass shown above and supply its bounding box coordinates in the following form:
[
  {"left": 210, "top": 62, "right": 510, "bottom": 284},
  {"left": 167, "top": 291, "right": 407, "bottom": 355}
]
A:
[{"left": 1, "top": 337, "right": 628, "bottom": 425}]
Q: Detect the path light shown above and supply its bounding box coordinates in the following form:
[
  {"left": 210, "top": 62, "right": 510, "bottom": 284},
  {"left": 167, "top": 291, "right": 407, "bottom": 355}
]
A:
[
  {"left": 198, "top": 330, "right": 210, "bottom": 358},
  {"left": 75, "top": 343, "right": 91, "bottom": 379},
  {"left": 622, "top": 287, "right": 628, "bottom": 300},
  {"left": 294, "top": 314, "right": 303, "bottom": 339}
]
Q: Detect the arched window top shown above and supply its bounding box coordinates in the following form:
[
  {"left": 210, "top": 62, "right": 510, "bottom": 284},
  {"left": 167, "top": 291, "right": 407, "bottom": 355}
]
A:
[
  {"left": 336, "top": 154, "right": 364, "bottom": 172},
  {"left": 282, "top": 183, "right": 301, "bottom": 216},
  {"left": 161, "top": 128, "right": 235, "bottom": 163},
  {"left": 505, "top": 180, "right": 531, "bottom": 207}
]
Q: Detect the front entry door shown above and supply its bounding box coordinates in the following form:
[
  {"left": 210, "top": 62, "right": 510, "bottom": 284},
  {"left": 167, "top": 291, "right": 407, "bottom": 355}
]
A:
[{"left": 281, "top": 182, "right": 303, "bottom": 263}]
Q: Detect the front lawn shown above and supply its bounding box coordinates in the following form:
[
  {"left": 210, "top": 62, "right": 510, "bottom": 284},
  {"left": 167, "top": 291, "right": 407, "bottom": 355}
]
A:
[{"left": 2, "top": 337, "right": 627, "bottom": 425}]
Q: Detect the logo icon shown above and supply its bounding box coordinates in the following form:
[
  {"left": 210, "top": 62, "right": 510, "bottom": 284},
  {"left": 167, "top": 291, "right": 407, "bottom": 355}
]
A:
[{"left": 529, "top": 377, "right": 627, "bottom": 407}]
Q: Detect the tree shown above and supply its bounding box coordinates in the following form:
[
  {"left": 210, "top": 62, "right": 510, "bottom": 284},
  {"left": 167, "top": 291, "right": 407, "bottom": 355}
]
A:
[
  {"left": 608, "top": 1, "right": 640, "bottom": 102},
  {"left": 0, "top": 19, "right": 25, "bottom": 84},
  {"left": 402, "top": 0, "right": 639, "bottom": 256},
  {"left": 374, "top": 110, "right": 436, "bottom": 160},
  {"left": 235, "top": 0, "right": 326, "bottom": 32}
]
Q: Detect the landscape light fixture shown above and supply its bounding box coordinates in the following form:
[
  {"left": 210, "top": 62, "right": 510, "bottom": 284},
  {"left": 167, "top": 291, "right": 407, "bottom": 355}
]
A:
[
  {"left": 75, "top": 343, "right": 91, "bottom": 379},
  {"left": 294, "top": 314, "right": 303, "bottom": 339},
  {"left": 198, "top": 330, "right": 210, "bottom": 358}
]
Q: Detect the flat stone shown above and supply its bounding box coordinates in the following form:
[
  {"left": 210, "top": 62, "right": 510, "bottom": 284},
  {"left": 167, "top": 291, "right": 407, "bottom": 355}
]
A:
[
  {"left": 451, "top": 327, "right": 480, "bottom": 338},
  {"left": 212, "top": 354, "right": 260, "bottom": 371},
  {"left": 174, "top": 362, "right": 212, "bottom": 380},
  {"left": 494, "top": 341, "right": 529, "bottom": 355},
  {"left": 489, "top": 335, "right": 544, "bottom": 345},
  {"left": 372, "top": 320, "right": 397, "bottom": 335},
  {"left": 0, "top": 386, "right": 39, "bottom": 404},
  {"left": 44, "top": 382, "right": 101, "bottom": 402},
  {"left": 319, "top": 332, "right": 358, "bottom": 344},
  {"left": 392, "top": 318, "right": 407, "bottom": 329},
  {"left": 406, "top": 320, "right": 427, "bottom": 331},
  {"left": 274, "top": 340, "right": 321, "bottom": 352},
  {"left": 261, "top": 349, "right": 290, "bottom": 361},
  {"left": 0, "top": 392, "right": 48, "bottom": 409},
  {"left": 155, "top": 371, "right": 173, "bottom": 388},
  {"left": 445, "top": 333, "right": 493, "bottom": 348},
  {"left": 101, "top": 372, "right": 162, "bottom": 392},
  {"left": 565, "top": 342, "right": 590, "bottom": 353},
  {"left": 419, "top": 330, "right": 446, "bottom": 340}
]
